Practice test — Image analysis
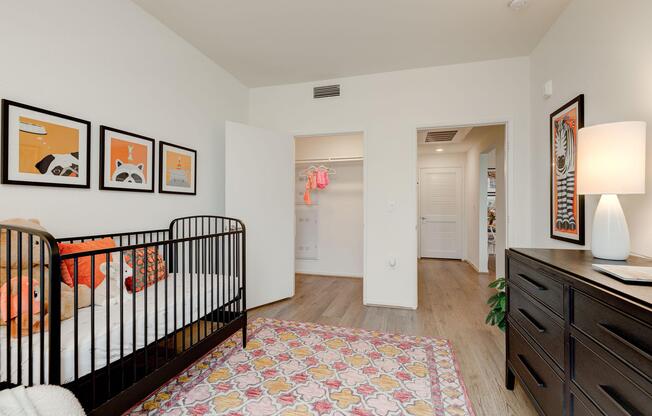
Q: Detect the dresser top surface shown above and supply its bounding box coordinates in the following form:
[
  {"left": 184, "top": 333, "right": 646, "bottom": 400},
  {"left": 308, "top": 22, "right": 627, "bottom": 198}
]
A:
[{"left": 510, "top": 248, "right": 652, "bottom": 308}]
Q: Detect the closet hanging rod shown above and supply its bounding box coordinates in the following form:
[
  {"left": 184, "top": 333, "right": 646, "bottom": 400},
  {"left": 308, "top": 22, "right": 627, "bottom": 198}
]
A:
[{"left": 295, "top": 156, "right": 363, "bottom": 164}]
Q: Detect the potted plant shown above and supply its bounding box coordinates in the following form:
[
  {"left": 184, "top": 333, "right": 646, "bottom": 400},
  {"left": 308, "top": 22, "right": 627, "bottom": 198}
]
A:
[{"left": 485, "top": 277, "right": 506, "bottom": 331}]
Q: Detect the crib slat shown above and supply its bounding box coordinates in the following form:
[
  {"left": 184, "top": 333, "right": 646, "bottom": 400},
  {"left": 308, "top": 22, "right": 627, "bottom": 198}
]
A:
[
  {"left": 132, "top": 248, "right": 137, "bottom": 384},
  {"left": 182, "top": 225, "right": 186, "bottom": 351},
  {"left": 74, "top": 258, "right": 79, "bottom": 382},
  {"left": 39, "top": 242, "right": 45, "bottom": 384},
  {"left": 154, "top": 245, "right": 159, "bottom": 369},
  {"left": 91, "top": 255, "right": 96, "bottom": 408},
  {"left": 144, "top": 248, "right": 148, "bottom": 372},
  {"left": 105, "top": 252, "right": 111, "bottom": 398},
  {"left": 5, "top": 232, "right": 12, "bottom": 384},
  {"left": 120, "top": 249, "right": 125, "bottom": 391},
  {"left": 221, "top": 233, "right": 225, "bottom": 329},
  {"left": 164, "top": 243, "right": 169, "bottom": 362},
  {"left": 28, "top": 235, "right": 33, "bottom": 386},
  {"left": 17, "top": 231, "right": 23, "bottom": 386}
]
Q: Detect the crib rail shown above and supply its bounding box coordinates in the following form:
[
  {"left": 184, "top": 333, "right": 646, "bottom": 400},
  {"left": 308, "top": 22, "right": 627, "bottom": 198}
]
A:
[
  {"left": 0, "top": 222, "right": 61, "bottom": 388},
  {"left": 0, "top": 216, "right": 246, "bottom": 415}
]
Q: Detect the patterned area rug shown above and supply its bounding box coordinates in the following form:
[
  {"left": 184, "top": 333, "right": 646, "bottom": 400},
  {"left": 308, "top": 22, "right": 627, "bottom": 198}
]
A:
[{"left": 127, "top": 318, "right": 475, "bottom": 415}]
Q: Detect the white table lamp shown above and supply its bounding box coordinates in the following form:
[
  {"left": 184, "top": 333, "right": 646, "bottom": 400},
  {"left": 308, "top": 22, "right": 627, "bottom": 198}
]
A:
[{"left": 577, "top": 121, "right": 646, "bottom": 260}]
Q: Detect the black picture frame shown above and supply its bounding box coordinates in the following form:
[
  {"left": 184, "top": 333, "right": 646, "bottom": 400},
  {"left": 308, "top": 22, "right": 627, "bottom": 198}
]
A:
[
  {"left": 99, "top": 125, "right": 156, "bottom": 193},
  {"left": 158, "top": 141, "right": 197, "bottom": 195},
  {"left": 550, "top": 94, "right": 585, "bottom": 245},
  {"left": 1, "top": 99, "right": 91, "bottom": 189}
]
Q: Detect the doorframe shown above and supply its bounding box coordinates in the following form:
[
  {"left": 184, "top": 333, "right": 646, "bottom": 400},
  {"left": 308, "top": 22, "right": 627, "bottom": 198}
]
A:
[
  {"left": 292, "top": 128, "right": 368, "bottom": 303},
  {"left": 413, "top": 117, "right": 513, "bottom": 278},
  {"left": 417, "top": 166, "right": 465, "bottom": 260}
]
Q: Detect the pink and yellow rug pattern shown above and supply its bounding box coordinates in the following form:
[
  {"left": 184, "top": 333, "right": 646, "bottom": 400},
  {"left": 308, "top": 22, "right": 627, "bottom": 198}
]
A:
[{"left": 127, "top": 318, "right": 475, "bottom": 415}]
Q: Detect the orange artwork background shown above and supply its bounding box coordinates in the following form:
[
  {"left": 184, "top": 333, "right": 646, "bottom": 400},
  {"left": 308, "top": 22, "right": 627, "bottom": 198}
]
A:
[
  {"left": 165, "top": 150, "right": 192, "bottom": 187},
  {"left": 18, "top": 116, "right": 79, "bottom": 174},
  {"left": 109, "top": 137, "right": 149, "bottom": 180},
  {"left": 552, "top": 107, "right": 578, "bottom": 235}
]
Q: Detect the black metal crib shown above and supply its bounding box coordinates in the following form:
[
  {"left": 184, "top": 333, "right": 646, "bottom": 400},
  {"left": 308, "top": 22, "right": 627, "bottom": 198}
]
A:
[{"left": 0, "top": 215, "right": 246, "bottom": 415}]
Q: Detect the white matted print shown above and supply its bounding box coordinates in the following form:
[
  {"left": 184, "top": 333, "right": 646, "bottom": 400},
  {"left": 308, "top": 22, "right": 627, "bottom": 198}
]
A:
[
  {"left": 100, "top": 126, "right": 155, "bottom": 192},
  {"left": 1, "top": 100, "right": 90, "bottom": 188},
  {"left": 159, "top": 141, "right": 196, "bottom": 195}
]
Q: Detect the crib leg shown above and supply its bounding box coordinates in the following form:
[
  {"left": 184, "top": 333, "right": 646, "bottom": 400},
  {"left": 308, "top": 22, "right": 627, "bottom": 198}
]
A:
[{"left": 242, "top": 325, "right": 247, "bottom": 348}]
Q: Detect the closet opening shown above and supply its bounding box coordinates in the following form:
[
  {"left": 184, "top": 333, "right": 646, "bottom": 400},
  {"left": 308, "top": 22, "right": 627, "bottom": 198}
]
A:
[{"left": 294, "top": 132, "right": 365, "bottom": 286}]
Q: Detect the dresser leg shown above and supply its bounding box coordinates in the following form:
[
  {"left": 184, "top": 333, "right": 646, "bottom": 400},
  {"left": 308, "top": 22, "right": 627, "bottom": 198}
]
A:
[{"left": 506, "top": 366, "right": 515, "bottom": 390}]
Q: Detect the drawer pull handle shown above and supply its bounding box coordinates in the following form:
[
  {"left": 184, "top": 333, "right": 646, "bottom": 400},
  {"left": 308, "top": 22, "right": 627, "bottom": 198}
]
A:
[
  {"left": 516, "top": 354, "right": 545, "bottom": 388},
  {"left": 517, "top": 273, "right": 547, "bottom": 291},
  {"left": 597, "top": 385, "right": 637, "bottom": 416},
  {"left": 598, "top": 323, "right": 652, "bottom": 362},
  {"left": 517, "top": 308, "right": 546, "bottom": 333}
]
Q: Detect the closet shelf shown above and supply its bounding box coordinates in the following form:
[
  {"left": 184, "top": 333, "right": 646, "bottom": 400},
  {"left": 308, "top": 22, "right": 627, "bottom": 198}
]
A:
[{"left": 295, "top": 156, "right": 363, "bottom": 164}]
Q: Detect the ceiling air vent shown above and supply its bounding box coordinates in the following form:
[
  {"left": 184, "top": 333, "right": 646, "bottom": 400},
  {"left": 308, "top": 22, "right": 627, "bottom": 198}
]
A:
[
  {"left": 313, "top": 84, "right": 340, "bottom": 99},
  {"left": 425, "top": 130, "right": 457, "bottom": 143}
]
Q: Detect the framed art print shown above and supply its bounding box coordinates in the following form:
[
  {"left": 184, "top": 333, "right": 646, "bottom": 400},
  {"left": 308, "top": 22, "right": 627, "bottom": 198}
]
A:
[
  {"left": 159, "top": 141, "right": 196, "bottom": 195},
  {"left": 99, "top": 126, "right": 155, "bottom": 192},
  {"left": 487, "top": 168, "right": 496, "bottom": 196},
  {"left": 550, "top": 94, "right": 585, "bottom": 245},
  {"left": 1, "top": 100, "right": 91, "bottom": 188}
]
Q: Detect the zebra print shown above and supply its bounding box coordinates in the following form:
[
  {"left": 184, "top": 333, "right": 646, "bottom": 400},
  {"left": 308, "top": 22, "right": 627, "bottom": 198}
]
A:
[{"left": 554, "top": 117, "right": 577, "bottom": 232}]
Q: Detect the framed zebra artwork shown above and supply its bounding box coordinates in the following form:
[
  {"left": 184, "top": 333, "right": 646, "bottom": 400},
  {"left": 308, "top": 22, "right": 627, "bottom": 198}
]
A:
[{"left": 550, "top": 94, "right": 585, "bottom": 245}]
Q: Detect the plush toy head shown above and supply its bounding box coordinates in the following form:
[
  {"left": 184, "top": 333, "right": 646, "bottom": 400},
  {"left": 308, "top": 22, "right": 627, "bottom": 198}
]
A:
[
  {"left": 0, "top": 276, "right": 41, "bottom": 323},
  {"left": 0, "top": 218, "right": 48, "bottom": 270}
]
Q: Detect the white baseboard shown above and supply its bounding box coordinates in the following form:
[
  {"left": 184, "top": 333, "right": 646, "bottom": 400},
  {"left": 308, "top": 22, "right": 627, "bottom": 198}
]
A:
[
  {"left": 295, "top": 270, "right": 363, "bottom": 278},
  {"left": 465, "top": 259, "right": 488, "bottom": 274},
  {"left": 363, "top": 301, "right": 418, "bottom": 310}
]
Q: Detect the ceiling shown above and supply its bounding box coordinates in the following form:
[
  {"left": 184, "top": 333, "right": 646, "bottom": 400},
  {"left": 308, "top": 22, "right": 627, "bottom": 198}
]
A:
[
  {"left": 133, "top": 0, "right": 570, "bottom": 87},
  {"left": 418, "top": 124, "right": 505, "bottom": 154}
]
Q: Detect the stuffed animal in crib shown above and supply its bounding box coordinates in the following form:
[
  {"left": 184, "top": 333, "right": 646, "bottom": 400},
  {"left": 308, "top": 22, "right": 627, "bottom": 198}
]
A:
[
  {"left": 96, "top": 252, "right": 133, "bottom": 306},
  {"left": 1, "top": 218, "right": 91, "bottom": 336}
]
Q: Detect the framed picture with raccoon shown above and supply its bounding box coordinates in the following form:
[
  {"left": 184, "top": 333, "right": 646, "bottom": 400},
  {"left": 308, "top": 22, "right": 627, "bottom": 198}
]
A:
[
  {"left": 550, "top": 94, "right": 585, "bottom": 245},
  {"left": 1, "top": 99, "right": 91, "bottom": 188},
  {"left": 159, "top": 141, "right": 196, "bottom": 195},
  {"left": 99, "top": 126, "right": 155, "bottom": 192}
]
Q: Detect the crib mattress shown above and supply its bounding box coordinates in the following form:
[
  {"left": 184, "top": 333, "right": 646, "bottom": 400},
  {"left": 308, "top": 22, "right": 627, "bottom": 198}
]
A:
[{"left": 0, "top": 272, "right": 240, "bottom": 385}]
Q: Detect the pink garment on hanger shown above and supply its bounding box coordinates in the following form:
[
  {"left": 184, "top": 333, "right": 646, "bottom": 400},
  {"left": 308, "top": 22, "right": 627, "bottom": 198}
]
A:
[
  {"left": 304, "top": 170, "right": 316, "bottom": 205},
  {"left": 316, "top": 168, "right": 329, "bottom": 189},
  {"left": 308, "top": 171, "right": 317, "bottom": 189}
]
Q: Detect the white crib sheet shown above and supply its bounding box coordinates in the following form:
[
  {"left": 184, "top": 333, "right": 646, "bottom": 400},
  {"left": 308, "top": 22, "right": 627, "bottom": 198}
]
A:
[{"left": 0, "top": 272, "right": 240, "bottom": 384}]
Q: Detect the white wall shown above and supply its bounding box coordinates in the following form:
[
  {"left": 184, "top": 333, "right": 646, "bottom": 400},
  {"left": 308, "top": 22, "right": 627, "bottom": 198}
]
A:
[
  {"left": 530, "top": 0, "right": 652, "bottom": 256},
  {"left": 250, "top": 58, "right": 531, "bottom": 308},
  {"left": 295, "top": 135, "right": 364, "bottom": 277},
  {"left": 0, "top": 0, "right": 248, "bottom": 237},
  {"left": 463, "top": 126, "right": 505, "bottom": 275}
]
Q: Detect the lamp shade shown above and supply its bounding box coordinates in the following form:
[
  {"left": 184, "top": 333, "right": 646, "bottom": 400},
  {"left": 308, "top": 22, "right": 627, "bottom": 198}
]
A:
[{"left": 577, "top": 121, "right": 646, "bottom": 195}]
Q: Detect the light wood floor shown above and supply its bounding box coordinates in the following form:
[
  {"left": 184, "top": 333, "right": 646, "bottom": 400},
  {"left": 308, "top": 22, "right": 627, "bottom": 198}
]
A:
[{"left": 251, "top": 259, "right": 536, "bottom": 416}]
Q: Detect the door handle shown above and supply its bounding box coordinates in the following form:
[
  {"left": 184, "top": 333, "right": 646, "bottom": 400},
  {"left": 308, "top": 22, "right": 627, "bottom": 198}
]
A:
[{"left": 421, "top": 217, "right": 427, "bottom": 221}]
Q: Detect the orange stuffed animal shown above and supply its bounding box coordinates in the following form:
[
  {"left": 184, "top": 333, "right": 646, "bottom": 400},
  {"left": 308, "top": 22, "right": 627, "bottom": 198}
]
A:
[
  {"left": 0, "top": 218, "right": 91, "bottom": 337},
  {"left": 0, "top": 276, "right": 43, "bottom": 338}
]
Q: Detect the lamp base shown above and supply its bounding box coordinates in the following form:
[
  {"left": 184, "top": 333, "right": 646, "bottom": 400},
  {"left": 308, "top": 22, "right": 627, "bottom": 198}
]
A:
[{"left": 591, "top": 194, "right": 630, "bottom": 261}]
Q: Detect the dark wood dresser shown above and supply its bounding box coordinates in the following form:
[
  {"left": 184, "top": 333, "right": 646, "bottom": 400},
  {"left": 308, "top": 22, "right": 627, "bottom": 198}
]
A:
[{"left": 506, "top": 248, "right": 652, "bottom": 416}]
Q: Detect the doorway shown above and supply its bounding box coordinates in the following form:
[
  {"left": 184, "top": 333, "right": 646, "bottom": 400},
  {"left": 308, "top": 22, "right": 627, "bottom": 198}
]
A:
[
  {"left": 294, "top": 133, "right": 364, "bottom": 279},
  {"left": 416, "top": 123, "right": 507, "bottom": 276}
]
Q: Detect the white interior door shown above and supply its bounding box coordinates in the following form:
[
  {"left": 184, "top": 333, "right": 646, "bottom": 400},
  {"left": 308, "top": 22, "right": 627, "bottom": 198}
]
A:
[
  {"left": 419, "top": 167, "right": 463, "bottom": 259},
  {"left": 225, "top": 121, "right": 294, "bottom": 308}
]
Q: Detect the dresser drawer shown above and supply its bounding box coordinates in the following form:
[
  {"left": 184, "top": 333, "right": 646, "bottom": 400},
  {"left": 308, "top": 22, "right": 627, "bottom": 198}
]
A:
[
  {"left": 572, "top": 337, "right": 652, "bottom": 415},
  {"left": 509, "top": 326, "right": 564, "bottom": 416},
  {"left": 573, "top": 290, "right": 652, "bottom": 378},
  {"left": 570, "top": 392, "right": 599, "bottom": 416},
  {"left": 509, "top": 284, "right": 564, "bottom": 369},
  {"left": 509, "top": 257, "right": 564, "bottom": 316}
]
